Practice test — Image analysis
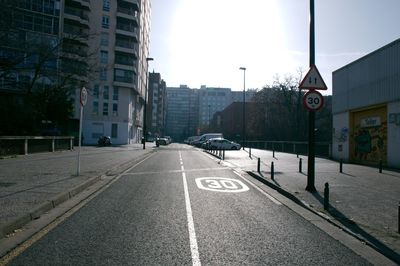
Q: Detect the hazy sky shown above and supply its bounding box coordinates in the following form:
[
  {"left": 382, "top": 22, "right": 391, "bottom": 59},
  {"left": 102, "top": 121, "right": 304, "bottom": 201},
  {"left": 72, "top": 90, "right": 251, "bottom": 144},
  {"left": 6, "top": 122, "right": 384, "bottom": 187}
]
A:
[{"left": 149, "top": 0, "right": 400, "bottom": 94}]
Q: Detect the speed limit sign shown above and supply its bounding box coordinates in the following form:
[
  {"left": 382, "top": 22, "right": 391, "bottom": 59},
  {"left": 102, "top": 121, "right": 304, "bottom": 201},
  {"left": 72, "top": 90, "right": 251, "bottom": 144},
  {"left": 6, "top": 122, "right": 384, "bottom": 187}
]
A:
[{"left": 303, "top": 90, "right": 324, "bottom": 111}]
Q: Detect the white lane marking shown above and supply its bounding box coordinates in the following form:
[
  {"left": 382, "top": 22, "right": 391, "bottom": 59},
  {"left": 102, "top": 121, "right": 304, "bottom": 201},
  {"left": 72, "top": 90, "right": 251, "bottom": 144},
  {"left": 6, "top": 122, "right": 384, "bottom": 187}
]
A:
[
  {"left": 181, "top": 165, "right": 185, "bottom": 171},
  {"left": 182, "top": 172, "right": 201, "bottom": 266},
  {"left": 233, "top": 171, "right": 282, "bottom": 205},
  {"left": 180, "top": 151, "right": 201, "bottom": 266},
  {"left": 195, "top": 177, "right": 249, "bottom": 193}
]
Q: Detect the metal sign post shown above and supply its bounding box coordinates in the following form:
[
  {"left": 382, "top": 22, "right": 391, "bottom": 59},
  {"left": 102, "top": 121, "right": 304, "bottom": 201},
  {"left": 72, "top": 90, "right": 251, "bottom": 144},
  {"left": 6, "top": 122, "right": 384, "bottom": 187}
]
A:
[{"left": 77, "top": 87, "right": 87, "bottom": 176}]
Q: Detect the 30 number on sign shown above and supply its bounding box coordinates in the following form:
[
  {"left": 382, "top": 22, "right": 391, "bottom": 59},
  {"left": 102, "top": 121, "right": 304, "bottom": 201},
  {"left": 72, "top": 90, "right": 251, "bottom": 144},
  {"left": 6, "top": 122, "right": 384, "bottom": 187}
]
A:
[{"left": 303, "top": 90, "right": 324, "bottom": 111}]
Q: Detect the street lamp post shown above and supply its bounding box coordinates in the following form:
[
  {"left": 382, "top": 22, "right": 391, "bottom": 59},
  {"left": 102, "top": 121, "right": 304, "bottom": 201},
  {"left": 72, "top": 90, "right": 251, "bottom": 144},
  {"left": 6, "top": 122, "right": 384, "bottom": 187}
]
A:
[
  {"left": 143, "top": 57, "right": 153, "bottom": 149},
  {"left": 239, "top": 67, "right": 246, "bottom": 150}
]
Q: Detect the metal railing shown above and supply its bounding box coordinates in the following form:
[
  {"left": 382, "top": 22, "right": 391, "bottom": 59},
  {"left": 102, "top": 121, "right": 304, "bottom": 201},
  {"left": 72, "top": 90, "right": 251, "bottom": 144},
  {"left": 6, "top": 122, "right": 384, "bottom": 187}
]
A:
[
  {"left": 0, "top": 136, "right": 74, "bottom": 156},
  {"left": 244, "top": 140, "right": 332, "bottom": 158}
]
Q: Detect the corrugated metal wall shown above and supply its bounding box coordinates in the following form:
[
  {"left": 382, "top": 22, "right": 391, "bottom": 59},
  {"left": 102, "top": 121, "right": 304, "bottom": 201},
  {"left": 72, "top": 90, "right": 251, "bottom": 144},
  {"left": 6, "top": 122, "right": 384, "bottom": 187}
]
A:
[{"left": 333, "top": 39, "right": 400, "bottom": 114}]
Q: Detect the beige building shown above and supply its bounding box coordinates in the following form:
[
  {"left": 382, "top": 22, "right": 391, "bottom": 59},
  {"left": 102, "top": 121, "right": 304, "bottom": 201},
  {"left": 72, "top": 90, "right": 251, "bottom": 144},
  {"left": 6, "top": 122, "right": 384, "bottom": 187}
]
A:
[{"left": 66, "top": 0, "right": 151, "bottom": 145}]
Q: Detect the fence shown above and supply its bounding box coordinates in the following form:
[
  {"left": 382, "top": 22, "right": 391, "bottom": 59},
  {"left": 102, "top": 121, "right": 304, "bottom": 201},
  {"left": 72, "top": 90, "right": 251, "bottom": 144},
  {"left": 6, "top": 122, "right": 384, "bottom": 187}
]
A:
[
  {"left": 0, "top": 136, "right": 74, "bottom": 156},
  {"left": 245, "top": 141, "right": 332, "bottom": 158}
]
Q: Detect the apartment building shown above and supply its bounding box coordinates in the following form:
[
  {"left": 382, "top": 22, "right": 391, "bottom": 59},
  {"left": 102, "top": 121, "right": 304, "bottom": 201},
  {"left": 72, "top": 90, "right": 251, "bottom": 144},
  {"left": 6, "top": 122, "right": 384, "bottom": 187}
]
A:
[
  {"left": 82, "top": 0, "right": 151, "bottom": 145},
  {"left": 0, "top": 0, "right": 151, "bottom": 144},
  {"left": 165, "top": 85, "right": 199, "bottom": 142},
  {"left": 147, "top": 72, "right": 166, "bottom": 138},
  {"left": 165, "top": 85, "right": 255, "bottom": 142}
]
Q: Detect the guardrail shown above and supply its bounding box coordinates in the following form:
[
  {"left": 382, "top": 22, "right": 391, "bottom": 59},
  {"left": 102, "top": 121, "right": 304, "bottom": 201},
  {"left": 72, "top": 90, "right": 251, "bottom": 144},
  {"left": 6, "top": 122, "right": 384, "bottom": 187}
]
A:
[
  {"left": 244, "top": 141, "right": 332, "bottom": 158},
  {"left": 0, "top": 136, "right": 75, "bottom": 156}
]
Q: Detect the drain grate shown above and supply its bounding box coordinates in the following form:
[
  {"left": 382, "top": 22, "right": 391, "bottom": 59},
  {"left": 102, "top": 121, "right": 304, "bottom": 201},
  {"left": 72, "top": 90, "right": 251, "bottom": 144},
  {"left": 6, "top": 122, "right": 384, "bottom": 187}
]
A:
[{"left": 0, "top": 182, "right": 16, "bottom": 187}]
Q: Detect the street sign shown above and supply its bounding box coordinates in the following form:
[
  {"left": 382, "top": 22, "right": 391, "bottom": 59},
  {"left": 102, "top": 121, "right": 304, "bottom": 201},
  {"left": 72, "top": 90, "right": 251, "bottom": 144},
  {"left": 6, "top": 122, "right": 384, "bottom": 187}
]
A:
[
  {"left": 303, "top": 90, "right": 324, "bottom": 111},
  {"left": 80, "top": 87, "right": 88, "bottom": 106},
  {"left": 299, "top": 65, "right": 328, "bottom": 90}
]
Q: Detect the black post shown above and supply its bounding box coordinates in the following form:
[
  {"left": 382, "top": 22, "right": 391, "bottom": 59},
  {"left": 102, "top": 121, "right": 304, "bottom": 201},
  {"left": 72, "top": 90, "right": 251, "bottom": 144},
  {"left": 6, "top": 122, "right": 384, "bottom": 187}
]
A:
[
  {"left": 273, "top": 149, "right": 275, "bottom": 158},
  {"left": 257, "top": 158, "right": 261, "bottom": 173},
  {"left": 379, "top": 159, "right": 383, "bottom": 173},
  {"left": 271, "top": 162, "right": 274, "bottom": 180},
  {"left": 324, "top": 182, "right": 329, "bottom": 210},
  {"left": 340, "top": 159, "right": 343, "bottom": 173},
  {"left": 299, "top": 158, "right": 302, "bottom": 173},
  {"left": 306, "top": 0, "right": 316, "bottom": 192},
  {"left": 249, "top": 147, "right": 252, "bottom": 158},
  {"left": 398, "top": 202, "right": 400, "bottom": 234},
  {"left": 223, "top": 149, "right": 225, "bottom": 160}
]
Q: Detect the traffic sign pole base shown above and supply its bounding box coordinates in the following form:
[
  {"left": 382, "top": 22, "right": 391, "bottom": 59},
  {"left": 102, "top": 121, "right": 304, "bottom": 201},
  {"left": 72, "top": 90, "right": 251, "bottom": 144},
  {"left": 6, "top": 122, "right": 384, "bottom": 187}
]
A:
[{"left": 305, "top": 185, "right": 317, "bottom": 192}]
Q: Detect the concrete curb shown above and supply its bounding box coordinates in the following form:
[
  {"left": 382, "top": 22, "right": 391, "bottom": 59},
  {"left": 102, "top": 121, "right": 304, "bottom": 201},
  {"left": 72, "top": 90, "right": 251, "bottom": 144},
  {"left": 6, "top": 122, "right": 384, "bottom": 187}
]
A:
[
  {"left": 246, "top": 171, "right": 400, "bottom": 264},
  {"left": 0, "top": 150, "right": 154, "bottom": 239}
]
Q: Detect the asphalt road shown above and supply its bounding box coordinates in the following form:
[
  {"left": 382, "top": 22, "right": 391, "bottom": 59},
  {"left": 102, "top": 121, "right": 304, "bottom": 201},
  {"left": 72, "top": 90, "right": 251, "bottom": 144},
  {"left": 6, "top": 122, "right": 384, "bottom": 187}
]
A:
[{"left": 7, "top": 144, "right": 370, "bottom": 265}]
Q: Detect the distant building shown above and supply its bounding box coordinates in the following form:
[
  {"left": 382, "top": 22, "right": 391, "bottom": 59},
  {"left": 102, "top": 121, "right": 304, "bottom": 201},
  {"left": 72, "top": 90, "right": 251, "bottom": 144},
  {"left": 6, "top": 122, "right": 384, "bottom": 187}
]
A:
[
  {"left": 147, "top": 72, "right": 166, "bottom": 138},
  {"left": 165, "top": 85, "right": 199, "bottom": 142},
  {"left": 211, "top": 102, "right": 262, "bottom": 144},
  {"left": 332, "top": 38, "right": 400, "bottom": 168},
  {"left": 165, "top": 85, "right": 256, "bottom": 142}
]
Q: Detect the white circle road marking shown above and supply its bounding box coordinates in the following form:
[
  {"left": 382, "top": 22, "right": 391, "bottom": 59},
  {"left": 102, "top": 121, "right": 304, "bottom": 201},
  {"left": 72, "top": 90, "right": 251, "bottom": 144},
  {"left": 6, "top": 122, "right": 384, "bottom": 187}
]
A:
[{"left": 195, "top": 177, "right": 250, "bottom": 193}]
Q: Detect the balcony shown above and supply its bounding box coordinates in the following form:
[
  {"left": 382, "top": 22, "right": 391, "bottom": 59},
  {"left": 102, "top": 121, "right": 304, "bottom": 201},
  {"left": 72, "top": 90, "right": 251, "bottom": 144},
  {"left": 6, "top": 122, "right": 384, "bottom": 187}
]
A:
[
  {"left": 116, "top": 23, "right": 138, "bottom": 39},
  {"left": 64, "top": 7, "right": 89, "bottom": 27},
  {"left": 118, "top": 0, "right": 139, "bottom": 11},
  {"left": 66, "top": 0, "right": 90, "bottom": 10}
]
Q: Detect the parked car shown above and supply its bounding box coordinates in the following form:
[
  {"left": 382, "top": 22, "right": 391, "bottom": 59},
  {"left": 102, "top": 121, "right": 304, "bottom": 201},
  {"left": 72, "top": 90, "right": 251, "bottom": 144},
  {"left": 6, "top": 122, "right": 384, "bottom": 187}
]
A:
[
  {"left": 156, "top": 137, "right": 169, "bottom": 145},
  {"left": 193, "top": 133, "right": 223, "bottom": 147},
  {"left": 98, "top": 136, "right": 112, "bottom": 146},
  {"left": 209, "top": 138, "right": 241, "bottom": 150}
]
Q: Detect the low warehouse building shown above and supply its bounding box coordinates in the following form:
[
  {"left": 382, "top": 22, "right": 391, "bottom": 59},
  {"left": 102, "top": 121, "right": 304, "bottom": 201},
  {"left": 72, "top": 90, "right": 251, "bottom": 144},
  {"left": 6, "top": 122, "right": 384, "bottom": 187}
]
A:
[{"left": 332, "top": 38, "right": 400, "bottom": 168}]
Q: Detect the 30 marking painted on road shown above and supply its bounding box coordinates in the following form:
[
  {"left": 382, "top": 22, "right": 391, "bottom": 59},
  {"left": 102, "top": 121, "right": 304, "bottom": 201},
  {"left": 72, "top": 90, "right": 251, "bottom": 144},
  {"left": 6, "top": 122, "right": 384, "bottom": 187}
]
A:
[{"left": 195, "top": 177, "right": 249, "bottom": 193}]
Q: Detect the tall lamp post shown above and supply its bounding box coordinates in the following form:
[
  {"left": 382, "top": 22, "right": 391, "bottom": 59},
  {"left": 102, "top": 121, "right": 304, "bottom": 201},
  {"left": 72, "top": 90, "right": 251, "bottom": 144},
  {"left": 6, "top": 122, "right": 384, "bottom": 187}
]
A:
[
  {"left": 143, "top": 57, "right": 153, "bottom": 149},
  {"left": 239, "top": 67, "right": 246, "bottom": 149}
]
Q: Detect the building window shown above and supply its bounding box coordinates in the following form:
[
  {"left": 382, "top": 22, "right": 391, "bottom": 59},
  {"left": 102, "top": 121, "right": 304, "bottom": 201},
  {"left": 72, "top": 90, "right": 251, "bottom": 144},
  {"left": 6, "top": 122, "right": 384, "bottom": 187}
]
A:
[
  {"left": 103, "top": 0, "right": 110, "bottom": 11},
  {"left": 100, "top": 51, "right": 108, "bottom": 64},
  {"left": 112, "top": 103, "right": 118, "bottom": 116},
  {"left": 102, "top": 16, "right": 109, "bottom": 29},
  {"left": 92, "top": 101, "right": 99, "bottom": 115},
  {"left": 103, "top": 102, "right": 109, "bottom": 116},
  {"left": 93, "top": 85, "right": 99, "bottom": 99},
  {"left": 113, "top": 87, "right": 119, "bottom": 100},
  {"left": 103, "top": 85, "right": 109, "bottom": 99},
  {"left": 111, "top": 123, "right": 118, "bottom": 138},
  {"left": 100, "top": 32, "right": 109, "bottom": 46},
  {"left": 100, "top": 68, "right": 107, "bottom": 80}
]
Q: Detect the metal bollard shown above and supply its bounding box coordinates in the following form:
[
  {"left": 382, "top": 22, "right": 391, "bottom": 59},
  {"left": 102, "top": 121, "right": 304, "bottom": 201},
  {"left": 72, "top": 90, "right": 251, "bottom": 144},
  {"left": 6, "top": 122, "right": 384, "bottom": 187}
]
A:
[
  {"left": 249, "top": 147, "right": 252, "bottom": 158},
  {"left": 340, "top": 159, "right": 343, "bottom": 173},
  {"left": 271, "top": 162, "right": 274, "bottom": 180},
  {"left": 299, "top": 158, "right": 302, "bottom": 173},
  {"left": 379, "top": 159, "right": 382, "bottom": 173},
  {"left": 223, "top": 149, "right": 225, "bottom": 160},
  {"left": 257, "top": 158, "right": 261, "bottom": 172},
  {"left": 324, "top": 182, "right": 329, "bottom": 210}
]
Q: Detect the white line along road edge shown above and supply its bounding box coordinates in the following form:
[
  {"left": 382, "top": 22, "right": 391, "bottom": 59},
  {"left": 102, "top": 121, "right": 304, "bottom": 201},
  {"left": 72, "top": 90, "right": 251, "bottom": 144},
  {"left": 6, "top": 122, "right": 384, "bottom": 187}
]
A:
[{"left": 180, "top": 151, "right": 201, "bottom": 266}]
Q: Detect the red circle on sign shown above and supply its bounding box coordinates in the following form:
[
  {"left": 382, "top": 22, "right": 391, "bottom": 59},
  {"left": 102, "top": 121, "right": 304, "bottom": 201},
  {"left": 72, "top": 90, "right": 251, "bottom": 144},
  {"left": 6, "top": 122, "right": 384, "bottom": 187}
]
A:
[{"left": 303, "top": 90, "right": 324, "bottom": 111}]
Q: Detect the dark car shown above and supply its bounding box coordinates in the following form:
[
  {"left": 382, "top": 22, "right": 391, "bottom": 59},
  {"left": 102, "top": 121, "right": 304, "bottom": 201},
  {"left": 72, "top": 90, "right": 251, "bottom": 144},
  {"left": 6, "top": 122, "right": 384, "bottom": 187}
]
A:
[{"left": 98, "top": 136, "right": 112, "bottom": 146}]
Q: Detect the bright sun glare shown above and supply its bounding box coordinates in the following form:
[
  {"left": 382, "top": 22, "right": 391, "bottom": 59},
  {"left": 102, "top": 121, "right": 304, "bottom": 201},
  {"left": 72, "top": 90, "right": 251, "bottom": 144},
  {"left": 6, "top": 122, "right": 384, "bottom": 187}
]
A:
[{"left": 168, "top": 0, "right": 297, "bottom": 89}]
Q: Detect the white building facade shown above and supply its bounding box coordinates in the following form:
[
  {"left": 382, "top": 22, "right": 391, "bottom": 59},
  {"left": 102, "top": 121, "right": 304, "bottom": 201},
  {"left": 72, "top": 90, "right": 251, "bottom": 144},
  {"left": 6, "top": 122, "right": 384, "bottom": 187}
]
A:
[
  {"left": 78, "top": 0, "right": 151, "bottom": 145},
  {"left": 332, "top": 39, "right": 400, "bottom": 168}
]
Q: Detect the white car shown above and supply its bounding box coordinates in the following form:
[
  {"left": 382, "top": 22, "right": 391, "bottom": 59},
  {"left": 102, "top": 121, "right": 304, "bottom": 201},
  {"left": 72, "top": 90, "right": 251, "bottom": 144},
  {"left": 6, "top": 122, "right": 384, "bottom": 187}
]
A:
[{"left": 209, "top": 138, "right": 241, "bottom": 150}]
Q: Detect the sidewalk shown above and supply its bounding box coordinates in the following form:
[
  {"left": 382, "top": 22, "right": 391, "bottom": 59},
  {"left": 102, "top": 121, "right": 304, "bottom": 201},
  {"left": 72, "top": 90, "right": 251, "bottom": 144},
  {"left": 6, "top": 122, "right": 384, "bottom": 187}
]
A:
[
  {"left": 0, "top": 144, "right": 154, "bottom": 239},
  {"left": 222, "top": 148, "right": 400, "bottom": 263}
]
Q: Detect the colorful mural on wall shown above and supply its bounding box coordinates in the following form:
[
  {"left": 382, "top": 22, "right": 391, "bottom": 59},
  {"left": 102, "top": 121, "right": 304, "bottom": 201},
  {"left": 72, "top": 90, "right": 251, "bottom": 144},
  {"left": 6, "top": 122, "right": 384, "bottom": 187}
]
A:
[{"left": 351, "top": 106, "right": 387, "bottom": 164}]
